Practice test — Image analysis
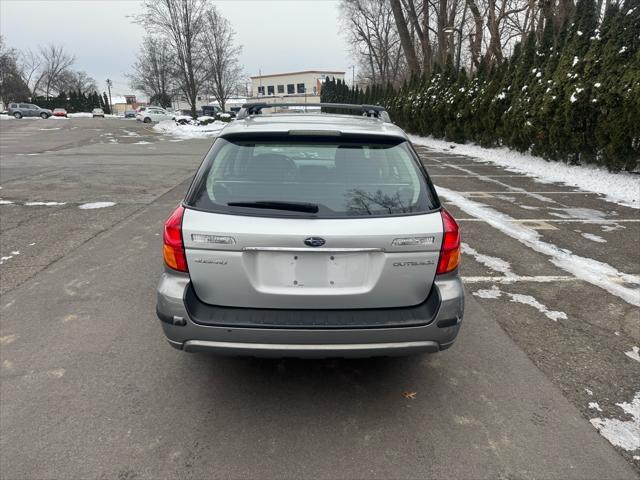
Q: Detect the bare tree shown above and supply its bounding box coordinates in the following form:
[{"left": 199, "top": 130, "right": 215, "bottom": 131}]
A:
[
  {"left": 136, "top": 0, "right": 209, "bottom": 117},
  {"left": 390, "top": 0, "right": 421, "bottom": 75},
  {"left": 201, "top": 6, "right": 243, "bottom": 112},
  {"left": 39, "top": 43, "right": 75, "bottom": 98},
  {"left": 55, "top": 70, "right": 97, "bottom": 95},
  {"left": 18, "top": 48, "right": 43, "bottom": 99},
  {"left": 129, "top": 36, "right": 176, "bottom": 107},
  {"left": 340, "top": 0, "right": 405, "bottom": 86}
]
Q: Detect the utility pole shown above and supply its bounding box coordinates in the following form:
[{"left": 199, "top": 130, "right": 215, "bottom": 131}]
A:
[{"left": 106, "top": 79, "right": 113, "bottom": 114}]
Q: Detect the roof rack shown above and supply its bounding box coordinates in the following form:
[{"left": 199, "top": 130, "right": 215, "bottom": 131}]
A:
[{"left": 236, "top": 102, "right": 391, "bottom": 123}]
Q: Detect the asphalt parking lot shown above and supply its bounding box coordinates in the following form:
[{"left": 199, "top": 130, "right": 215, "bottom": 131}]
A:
[{"left": 0, "top": 117, "right": 638, "bottom": 479}]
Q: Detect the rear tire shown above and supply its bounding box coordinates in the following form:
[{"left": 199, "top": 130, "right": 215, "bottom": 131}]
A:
[
  {"left": 40, "top": 113, "right": 48, "bottom": 119},
  {"left": 13, "top": 112, "right": 22, "bottom": 119}
]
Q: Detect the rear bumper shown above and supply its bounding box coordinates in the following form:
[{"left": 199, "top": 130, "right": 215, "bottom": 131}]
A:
[{"left": 156, "top": 269, "right": 465, "bottom": 358}]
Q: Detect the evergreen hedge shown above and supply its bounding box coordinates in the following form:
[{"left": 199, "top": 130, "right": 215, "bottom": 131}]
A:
[
  {"left": 322, "top": 0, "right": 639, "bottom": 172},
  {"left": 31, "top": 90, "right": 107, "bottom": 113}
]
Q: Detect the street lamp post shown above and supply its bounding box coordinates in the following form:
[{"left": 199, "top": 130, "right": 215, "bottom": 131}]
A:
[
  {"left": 444, "top": 27, "right": 463, "bottom": 72},
  {"left": 444, "top": 2, "right": 467, "bottom": 73}
]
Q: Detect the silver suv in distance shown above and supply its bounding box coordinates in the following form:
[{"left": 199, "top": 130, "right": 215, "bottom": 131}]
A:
[
  {"left": 7, "top": 103, "right": 52, "bottom": 119},
  {"left": 156, "top": 103, "right": 464, "bottom": 358}
]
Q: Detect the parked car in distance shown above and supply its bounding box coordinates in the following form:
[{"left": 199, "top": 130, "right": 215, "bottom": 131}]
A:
[
  {"left": 92, "top": 108, "right": 105, "bottom": 118},
  {"left": 178, "top": 109, "right": 204, "bottom": 117},
  {"left": 156, "top": 102, "right": 465, "bottom": 358},
  {"left": 53, "top": 108, "right": 67, "bottom": 118},
  {"left": 7, "top": 103, "right": 52, "bottom": 119},
  {"left": 201, "top": 105, "right": 221, "bottom": 117},
  {"left": 124, "top": 109, "right": 136, "bottom": 118},
  {"left": 136, "top": 106, "right": 175, "bottom": 123}
]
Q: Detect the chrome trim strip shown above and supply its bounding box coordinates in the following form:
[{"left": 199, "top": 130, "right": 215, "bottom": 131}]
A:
[
  {"left": 242, "top": 247, "right": 384, "bottom": 253},
  {"left": 184, "top": 340, "right": 437, "bottom": 351}
]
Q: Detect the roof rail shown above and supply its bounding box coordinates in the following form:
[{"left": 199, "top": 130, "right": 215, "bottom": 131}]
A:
[{"left": 237, "top": 102, "right": 391, "bottom": 123}]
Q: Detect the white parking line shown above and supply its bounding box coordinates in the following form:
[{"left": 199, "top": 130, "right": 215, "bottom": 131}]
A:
[
  {"left": 438, "top": 186, "right": 640, "bottom": 307},
  {"left": 455, "top": 218, "right": 640, "bottom": 223},
  {"left": 462, "top": 275, "right": 577, "bottom": 283},
  {"left": 455, "top": 191, "right": 600, "bottom": 195},
  {"left": 431, "top": 174, "right": 526, "bottom": 177}
]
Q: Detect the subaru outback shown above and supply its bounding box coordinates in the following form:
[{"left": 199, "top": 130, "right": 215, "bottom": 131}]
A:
[{"left": 156, "top": 103, "right": 464, "bottom": 357}]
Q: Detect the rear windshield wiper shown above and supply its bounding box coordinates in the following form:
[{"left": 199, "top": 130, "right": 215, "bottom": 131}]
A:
[{"left": 227, "top": 201, "right": 319, "bottom": 213}]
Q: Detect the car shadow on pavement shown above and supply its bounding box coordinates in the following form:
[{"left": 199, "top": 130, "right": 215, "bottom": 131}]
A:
[{"left": 181, "top": 353, "right": 443, "bottom": 408}]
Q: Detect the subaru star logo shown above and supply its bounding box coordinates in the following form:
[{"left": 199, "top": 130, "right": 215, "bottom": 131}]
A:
[{"left": 304, "top": 237, "right": 326, "bottom": 247}]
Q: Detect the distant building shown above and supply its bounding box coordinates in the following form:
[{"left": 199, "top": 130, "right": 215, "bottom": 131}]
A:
[
  {"left": 249, "top": 70, "right": 345, "bottom": 102},
  {"left": 111, "top": 95, "right": 145, "bottom": 114}
]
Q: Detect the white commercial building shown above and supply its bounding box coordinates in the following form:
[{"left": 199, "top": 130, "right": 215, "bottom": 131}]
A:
[{"left": 249, "top": 70, "right": 345, "bottom": 103}]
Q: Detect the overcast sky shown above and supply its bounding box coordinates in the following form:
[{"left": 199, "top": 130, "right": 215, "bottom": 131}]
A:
[{"left": 0, "top": 0, "right": 352, "bottom": 96}]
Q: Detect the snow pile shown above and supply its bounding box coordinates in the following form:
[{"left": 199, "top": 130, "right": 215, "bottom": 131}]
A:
[
  {"left": 68, "top": 112, "right": 93, "bottom": 118},
  {"left": 153, "top": 119, "right": 226, "bottom": 139},
  {"left": 409, "top": 135, "right": 640, "bottom": 209}
]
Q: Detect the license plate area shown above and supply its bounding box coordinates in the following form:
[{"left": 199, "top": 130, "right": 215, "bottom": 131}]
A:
[{"left": 251, "top": 251, "right": 374, "bottom": 289}]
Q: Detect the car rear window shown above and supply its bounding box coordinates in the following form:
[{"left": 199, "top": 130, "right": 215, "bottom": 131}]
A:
[{"left": 185, "top": 136, "right": 438, "bottom": 218}]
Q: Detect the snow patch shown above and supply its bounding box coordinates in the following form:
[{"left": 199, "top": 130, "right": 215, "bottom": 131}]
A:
[
  {"left": 436, "top": 186, "right": 640, "bottom": 306},
  {"left": 625, "top": 346, "right": 640, "bottom": 363},
  {"left": 462, "top": 243, "right": 515, "bottom": 277},
  {"left": 581, "top": 233, "right": 607, "bottom": 243},
  {"left": 590, "top": 392, "right": 640, "bottom": 452},
  {"left": 0, "top": 200, "right": 14, "bottom": 205},
  {"left": 495, "top": 194, "right": 517, "bottom": 203},
  {"left": 67, "top": 112, "right": 93, "bottom": 118},
  {"left": 548, "top": 207, "right": 614, "bottom": 222},
  {"left": 133, "top": 141, "right": 152, "bottom": 145},
  {"left": 589, "top": 402, "right": 603, "bottom": 412},
  {"left": 78, "top": 202, "right": 116, "bottom": 210},
  {"left": 0, "top": 250, "right": 20, "bottom": 265},
  {"left": 601, "top": 224, "right": 625, "bottom": 232},
  {"left": 472, "top": 285, "right": 567, "bottom": 321},
  {"left": 585, "top": 388, "right": 593, "bottom": 396},
  {"left": 507, "top": 292, "right": 568, "bottom": 321},
  {"left": 473, "top": 285, "right": 502, "bottom": 299},
  {"left": 410, "top": 135, "right": 640, "bottom": 208}
]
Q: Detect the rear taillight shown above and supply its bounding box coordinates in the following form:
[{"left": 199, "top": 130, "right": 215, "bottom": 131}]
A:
[
  {"left": 436, "top": 208, "right": 460, "bottom": 274},
  {"left": 163, "top": 205, "right": 188, "bottom": 272}
]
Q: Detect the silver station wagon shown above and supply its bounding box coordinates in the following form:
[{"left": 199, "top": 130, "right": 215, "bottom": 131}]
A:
[{"left": 156, "top": 103, "right": 465, "bottom": 357}]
